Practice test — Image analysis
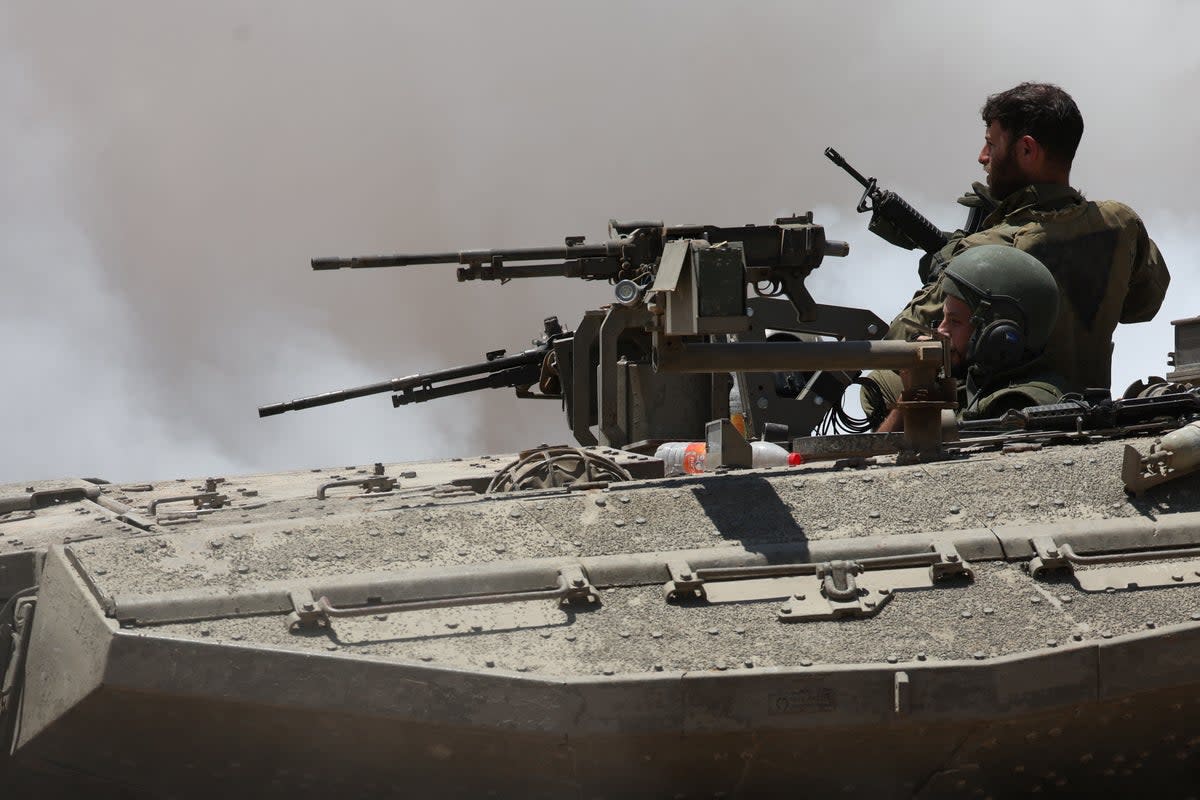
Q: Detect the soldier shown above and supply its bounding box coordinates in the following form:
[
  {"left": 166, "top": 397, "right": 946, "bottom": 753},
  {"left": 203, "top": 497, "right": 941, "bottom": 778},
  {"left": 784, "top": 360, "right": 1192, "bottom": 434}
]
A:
[
  {"left": 874, "top": 245, "right": 1063, "bottom": 431},
  {"left": 864, "top": 82, "right": 1169, "bottom": 424}
]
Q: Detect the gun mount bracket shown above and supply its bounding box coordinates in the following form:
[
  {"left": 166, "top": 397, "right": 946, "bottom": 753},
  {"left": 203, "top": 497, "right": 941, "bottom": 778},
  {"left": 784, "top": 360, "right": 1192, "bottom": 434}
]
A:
[{"left": 1122, "top": 441, "right": 1200, "bottom": 497}]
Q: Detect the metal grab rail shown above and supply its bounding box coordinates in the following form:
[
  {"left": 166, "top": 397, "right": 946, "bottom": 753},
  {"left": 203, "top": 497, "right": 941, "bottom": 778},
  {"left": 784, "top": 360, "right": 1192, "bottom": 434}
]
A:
[{"left": 288, "top": 566, "right": 596, "bottom": 631}]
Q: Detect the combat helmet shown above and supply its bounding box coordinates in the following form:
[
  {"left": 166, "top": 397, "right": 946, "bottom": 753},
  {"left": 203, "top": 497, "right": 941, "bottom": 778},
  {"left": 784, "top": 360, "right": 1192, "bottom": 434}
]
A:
[{"left": 940, "top": 244, "right": 1059, "bottom": 373}]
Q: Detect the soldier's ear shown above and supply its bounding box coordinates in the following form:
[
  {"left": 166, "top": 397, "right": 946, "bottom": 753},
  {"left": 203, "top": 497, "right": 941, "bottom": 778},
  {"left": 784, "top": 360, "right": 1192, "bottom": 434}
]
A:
[{"left": 1015, "top": 134, "right": 1040, "bottom": 164}]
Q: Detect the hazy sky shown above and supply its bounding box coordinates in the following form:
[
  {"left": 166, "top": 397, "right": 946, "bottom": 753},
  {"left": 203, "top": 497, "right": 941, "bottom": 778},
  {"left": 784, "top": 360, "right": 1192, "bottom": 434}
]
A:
[{"left": 3, "top": 1, "right": 1197, "bottom": 483}]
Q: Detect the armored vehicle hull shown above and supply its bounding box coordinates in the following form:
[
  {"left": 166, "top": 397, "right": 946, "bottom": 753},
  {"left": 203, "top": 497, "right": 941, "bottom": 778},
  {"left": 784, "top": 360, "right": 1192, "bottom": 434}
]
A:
[{"left": 5, "top": 435, "right": 1200, "bottom": 797}]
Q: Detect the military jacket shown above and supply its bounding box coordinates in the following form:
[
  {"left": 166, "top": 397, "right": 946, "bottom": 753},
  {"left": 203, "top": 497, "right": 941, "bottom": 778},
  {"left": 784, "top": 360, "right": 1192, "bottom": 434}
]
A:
[
  {"left": 960, "top": 364, "right": 1065, "bottom": 420},
  {"left": 858, "top": 365, "right": 1064, "bottom": 426},
  {"left": 885, "top": 183, "right": 1169, "bottom": 394}
]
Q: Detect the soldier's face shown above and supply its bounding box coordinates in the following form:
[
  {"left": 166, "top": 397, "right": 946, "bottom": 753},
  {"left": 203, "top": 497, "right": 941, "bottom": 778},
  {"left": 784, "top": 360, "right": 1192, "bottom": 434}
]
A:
[
  {"left": 937, "top": 294, "right": 975, "bottom": 370},
  {"left": 979, "top": 121, "right": 1025, "bottom": 200}
]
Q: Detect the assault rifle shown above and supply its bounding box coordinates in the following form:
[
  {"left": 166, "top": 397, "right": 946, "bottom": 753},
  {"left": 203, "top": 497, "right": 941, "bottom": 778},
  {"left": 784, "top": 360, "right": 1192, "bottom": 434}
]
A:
[
  {"left": 958, "top": 389, "right": 1200, "bottom": 437},
  {"left": 257, "top": 318, "right": 568, "bottom": 417},
  {"left": 825, "top": 147, "right": 949, "bottom": 255}
]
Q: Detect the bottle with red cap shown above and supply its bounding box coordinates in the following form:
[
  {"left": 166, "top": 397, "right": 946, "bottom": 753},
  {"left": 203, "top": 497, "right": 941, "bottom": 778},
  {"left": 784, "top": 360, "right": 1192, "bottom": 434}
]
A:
[
  {"left": 655, "top": 440, "right": 802, "bottom": 476},
  {"left": 750, "top": 440, "right": 804, "bottom": 468}
]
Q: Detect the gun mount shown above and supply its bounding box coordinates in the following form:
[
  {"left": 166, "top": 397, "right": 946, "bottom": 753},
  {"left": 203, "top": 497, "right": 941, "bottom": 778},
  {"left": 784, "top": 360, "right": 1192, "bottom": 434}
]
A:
[{"left": 264, "top": 209, "right": 958, "bottom": 462}]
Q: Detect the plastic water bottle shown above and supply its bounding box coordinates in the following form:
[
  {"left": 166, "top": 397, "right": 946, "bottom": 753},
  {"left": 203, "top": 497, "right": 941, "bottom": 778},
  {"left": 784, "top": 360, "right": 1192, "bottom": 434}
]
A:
[
  {"left": 750, "top": 440, "right": 804, "bottom": 467},
  {"left": 655, "top": 442, "right": 707, "bottom": 476},
  {"left": 729, "top": 378, "right": 748, "bottom": 438},
  {"left": 656, "top": 440, "right": 802, "bottom": 476}
]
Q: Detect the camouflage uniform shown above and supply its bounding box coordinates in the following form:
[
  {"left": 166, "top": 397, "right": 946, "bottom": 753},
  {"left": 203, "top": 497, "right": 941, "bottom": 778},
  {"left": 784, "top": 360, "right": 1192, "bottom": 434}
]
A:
[
  {"left": 961, "top": 364, "right": 1064, "bottom": 419},
  {"left": 859, "top": 327, "right": 1066, "bottom": 424},
  {"left": 862, "top": 182, "right": 1169, "bottom": 422}
]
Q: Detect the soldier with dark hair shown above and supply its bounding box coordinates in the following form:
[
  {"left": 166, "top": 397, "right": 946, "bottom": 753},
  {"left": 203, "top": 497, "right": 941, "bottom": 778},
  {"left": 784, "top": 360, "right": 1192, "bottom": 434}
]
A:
[{"left": 862, "top": 82, "right": 1169, "bottom": 426}]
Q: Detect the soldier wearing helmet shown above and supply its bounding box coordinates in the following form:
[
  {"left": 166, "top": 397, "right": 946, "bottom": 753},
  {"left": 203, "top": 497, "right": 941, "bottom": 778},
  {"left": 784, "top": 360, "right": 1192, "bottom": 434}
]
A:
[
  {"left": 874, "top": 245, "right": 1064, "bottom": 431},
  {"left": 865, "top": 82, "right": 1169, "bottom": 426}
]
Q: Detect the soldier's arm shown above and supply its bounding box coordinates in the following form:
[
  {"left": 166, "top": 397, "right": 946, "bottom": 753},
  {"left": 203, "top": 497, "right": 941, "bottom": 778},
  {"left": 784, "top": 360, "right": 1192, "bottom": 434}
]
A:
[{"left": 1120, "top": 217, "right": 1170, "bottom": 323}]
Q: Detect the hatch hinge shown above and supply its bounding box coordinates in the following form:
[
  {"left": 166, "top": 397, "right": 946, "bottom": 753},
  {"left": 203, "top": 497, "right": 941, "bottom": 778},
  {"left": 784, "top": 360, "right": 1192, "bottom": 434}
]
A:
[
  {"left": 663, "top": 544, "right": 972, "bottom": 622},
  {"left": 1029, "top": 535, "right": 1200, "bottom": 592}
]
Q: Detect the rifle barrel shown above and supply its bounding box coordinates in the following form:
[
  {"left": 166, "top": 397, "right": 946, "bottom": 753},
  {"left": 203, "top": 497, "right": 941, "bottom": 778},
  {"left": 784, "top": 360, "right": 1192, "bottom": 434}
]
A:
[{"left": 824, "top": 147, "right": 873, "bottom": 190}]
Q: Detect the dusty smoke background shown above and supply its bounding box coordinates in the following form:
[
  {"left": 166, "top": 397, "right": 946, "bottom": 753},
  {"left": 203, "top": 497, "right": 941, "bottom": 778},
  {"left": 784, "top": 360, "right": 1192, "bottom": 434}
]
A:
[{"left": 2, "top": 1, "right": 1196, "bottom": 482}]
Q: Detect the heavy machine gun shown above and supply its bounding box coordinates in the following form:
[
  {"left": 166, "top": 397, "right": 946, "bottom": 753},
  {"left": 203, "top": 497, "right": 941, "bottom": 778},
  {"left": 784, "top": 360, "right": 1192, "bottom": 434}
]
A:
[
  {"left": 258, "top": 318, "right": 568, "bottom": 418},
  {"left": 311, "top": 216, "right": 849, "bottom": 309}
]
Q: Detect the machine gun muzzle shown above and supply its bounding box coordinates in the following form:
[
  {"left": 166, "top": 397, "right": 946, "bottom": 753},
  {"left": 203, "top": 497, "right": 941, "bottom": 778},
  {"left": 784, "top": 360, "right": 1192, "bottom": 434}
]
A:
[
  {"left": 258, "top": 318, "right": 567, "bottom": 417},
  {"left": 257, "top": 347, "right": 551, "bottom": 418}
]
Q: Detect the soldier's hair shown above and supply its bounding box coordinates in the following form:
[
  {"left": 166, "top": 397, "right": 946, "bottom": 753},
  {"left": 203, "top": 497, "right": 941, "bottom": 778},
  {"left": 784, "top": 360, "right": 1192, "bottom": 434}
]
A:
[{"left": 981, "top": 83, "right": 1084, "bottom": 166}]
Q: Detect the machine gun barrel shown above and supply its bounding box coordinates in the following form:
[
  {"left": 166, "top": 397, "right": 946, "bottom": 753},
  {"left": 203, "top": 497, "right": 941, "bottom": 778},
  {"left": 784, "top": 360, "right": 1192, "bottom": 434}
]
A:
[
  {"left": 391, "top": 360, "right": 542, "bottom": 407},
  {"left": 257, "top": 347, "right": 548, "bottom": 417},
  {"left": 311, "top": 243, "right": 614, "bottom": 271}
]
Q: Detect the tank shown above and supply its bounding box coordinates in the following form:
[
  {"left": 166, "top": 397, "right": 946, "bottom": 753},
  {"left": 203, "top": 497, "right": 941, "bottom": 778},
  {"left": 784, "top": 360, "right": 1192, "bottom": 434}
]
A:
[{"left": 3, "top": 214, "right": 1200, "bottom": 798}]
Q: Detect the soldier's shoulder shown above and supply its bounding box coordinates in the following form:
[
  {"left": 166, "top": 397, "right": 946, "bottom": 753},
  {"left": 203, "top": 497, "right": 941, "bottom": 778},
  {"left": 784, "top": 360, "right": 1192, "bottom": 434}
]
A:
[
  {"left": 1085, "top": 198, "right": 1144, "bottom": 225},
  {"left": 956, "top": 225, "right": 1020, "bottom": 249}
]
